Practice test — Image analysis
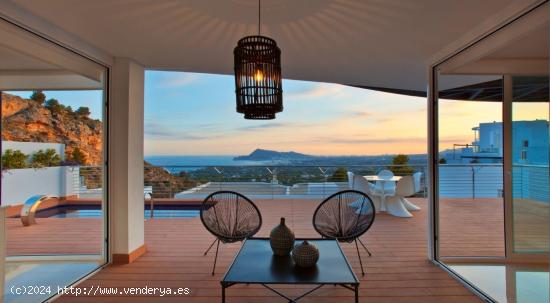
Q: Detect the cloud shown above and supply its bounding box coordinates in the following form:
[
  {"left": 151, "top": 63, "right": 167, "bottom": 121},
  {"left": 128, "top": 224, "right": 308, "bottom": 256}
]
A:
[
  {"left": 235, "top": 121, "right": 322, "bottom": 132},
  {"left": 286, "top": 83, "right": 346, "bottom": 100},
  {"left": 155, "top": 73, "right": 199, "bottom": 88},
  {"left": 145, "top": 121, "right": 220, "bottom": 140},
  {"left": 327, "top": 137, "right": 426, "bottom": 145},
  {"left": 350, "top": 111, "right": 374, "bottom": 119},
  {"left": 237, "top": 122, "right": 287, "bottom": 131}
]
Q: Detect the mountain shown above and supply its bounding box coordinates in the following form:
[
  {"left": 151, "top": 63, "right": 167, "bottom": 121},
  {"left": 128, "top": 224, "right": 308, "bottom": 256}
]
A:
[
  {"left": 1, "top": 92, "right": 195, "bottom": 197},
  {"left": 144, "top": 161, "right": 197, "bottom": 198},
  {"left": 234, "top": 148, "right": 313, "bottom": 161},
  {"left": 1, "top": 93, "right": 102, "bottom": 165}
]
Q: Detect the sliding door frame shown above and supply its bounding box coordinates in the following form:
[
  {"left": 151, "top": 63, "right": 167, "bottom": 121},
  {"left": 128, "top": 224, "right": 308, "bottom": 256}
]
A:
[
  {"left": 0, "top": 14, "right": 112, "bottom": 301},
  {"left": 428, "top": 1, "right": 549, "bottom": 301}
]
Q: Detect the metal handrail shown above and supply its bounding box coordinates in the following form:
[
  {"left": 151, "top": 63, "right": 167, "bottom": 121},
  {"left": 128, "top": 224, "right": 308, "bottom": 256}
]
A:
[
  {"left": 145, "top": 193, "right": 154, "bottom": 219},
  {"left": 20, "top": 195, "right": 57, "bottom": 226}
]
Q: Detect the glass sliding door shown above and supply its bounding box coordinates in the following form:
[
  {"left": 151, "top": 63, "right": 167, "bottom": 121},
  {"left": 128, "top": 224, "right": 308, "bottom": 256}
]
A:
[
  {"left": 431, "top": 3, "right": 549, "bottom": 302},
  {"left": 511, "top": 76, "right": 549, "bottom": 254},
  {"left": 1, "top": 19, "right": 108, "bottom": 303},
  {"left": 436, "top": 74, "right": 505, "bottom": 258}
]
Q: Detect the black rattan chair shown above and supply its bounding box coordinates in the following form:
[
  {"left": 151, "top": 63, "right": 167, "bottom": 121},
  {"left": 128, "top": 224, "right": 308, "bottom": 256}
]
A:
[
  {"left": 200, "top": 191, "right": 262, "bottom": 275},
  {"left": 312, "top": 190, "right": 376, "bottom": 276}
]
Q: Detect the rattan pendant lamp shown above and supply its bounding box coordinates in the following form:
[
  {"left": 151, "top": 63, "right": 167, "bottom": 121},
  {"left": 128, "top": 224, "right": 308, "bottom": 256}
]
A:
[{"left": 234, "top": 0, "right": 283, "bottom": 119}]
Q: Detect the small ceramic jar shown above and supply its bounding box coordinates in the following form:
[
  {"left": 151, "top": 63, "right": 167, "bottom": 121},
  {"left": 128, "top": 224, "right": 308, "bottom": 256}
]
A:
[
  {"left": 291, "top": 240, "right": 319, "bottom": 267},
  {"left": 269, "top": 217, "right": 295, "bottom": 256}
]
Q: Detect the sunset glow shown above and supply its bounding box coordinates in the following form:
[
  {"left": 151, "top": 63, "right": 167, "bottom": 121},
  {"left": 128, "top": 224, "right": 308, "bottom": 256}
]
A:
[{"left": 143, "top": 71, "right": 548, "bottom": 156}]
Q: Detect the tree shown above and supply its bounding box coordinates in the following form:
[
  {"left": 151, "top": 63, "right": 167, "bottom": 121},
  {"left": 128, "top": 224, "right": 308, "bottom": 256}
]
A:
[
  {"left": 390, "top": 154, "right": 414, "bottom": 175},
  {"left": 30, "top": 149, "right": 61, "bottom": 167},
  {"left": 2, "top": 149, "right": 28, "bottom": 169},
  {"left": 45, "top": 98, "right": 63, "bottom": 113},
  {"left": 30, "top": 90, "right": 46, "bottom": 104},
  {"left": 69, "top": 147, "right": 87, "bottom": 165},
  {"left": 438, "top": 158, "right": 447, "bottom": 164},
  {"left": 328, "top": 167, "right": 348, "bottom": 182},
  {"left": 75, "top": 107, "right": 91, "bottom": 118}
]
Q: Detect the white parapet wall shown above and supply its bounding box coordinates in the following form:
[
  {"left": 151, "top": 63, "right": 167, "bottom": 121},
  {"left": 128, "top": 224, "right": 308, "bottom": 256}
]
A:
[
  {"left": 1, "top": 166, "right": 79, "bottom": 206},
  {"left": 2, "top": 141, "right": 65, "bottom": 160},
  {"left": 0, "top": 206, "right": 6, "bottom": 303}
]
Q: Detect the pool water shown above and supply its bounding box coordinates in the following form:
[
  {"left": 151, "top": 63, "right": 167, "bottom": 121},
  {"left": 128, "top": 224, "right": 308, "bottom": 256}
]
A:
[{"left": 32, "top": 205, "right": 201, "bottom": 219}]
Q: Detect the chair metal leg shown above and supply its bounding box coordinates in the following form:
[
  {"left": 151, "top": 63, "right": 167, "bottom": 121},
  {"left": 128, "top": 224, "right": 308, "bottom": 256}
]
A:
[
  {"left": 354, "top": 239, "right": 365, "bottom": 276},
  {"left": 211, "top": 239, "right": 220, "bottom": 276},
  {"left": 358, "top": 238, "right": 372, "bottom": 256},
  {"left": 203, "top": 238, "right": 217, "bottom": 256}
]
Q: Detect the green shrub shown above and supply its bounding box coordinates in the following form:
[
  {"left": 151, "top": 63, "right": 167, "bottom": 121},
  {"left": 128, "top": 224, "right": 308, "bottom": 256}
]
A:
[
  {"left": 69, "top": 147, "right": 87, "bottom": 165},
  {"left": 30, "top": 90, "right": 46, "bottom": 104},
  {"left": 45, "top": 98, "right": 63, "bottom": 113},
  {"left": 75, "top": 107, "right": 91, "bottom": 117},
  {"left": 328, "top": 167, "right": 348, "bottom": 182},
  {"left": 30, "top": 149, "right": 62, "bottom": 168},
  {"left": 2, "top": 149, "right": 29, "bottom": 169},
  {"left": 390, "top": 154, "right": 414, "bottom": 175}
]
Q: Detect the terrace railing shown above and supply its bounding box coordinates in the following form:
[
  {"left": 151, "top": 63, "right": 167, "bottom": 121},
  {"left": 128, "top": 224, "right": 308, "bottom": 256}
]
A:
[
  {"left": 142, "top": 164, "right": 429, "bottom": 200},
  {"left": 68, "top": 163, "right": 548, "bottom": 202},
  {"left": 439, "top": 164, "right": 549, "bottom": 201}
]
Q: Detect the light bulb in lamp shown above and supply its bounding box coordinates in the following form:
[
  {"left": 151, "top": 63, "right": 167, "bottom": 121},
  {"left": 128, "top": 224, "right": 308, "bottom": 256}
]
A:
[{"left": 254, "top": 69, "right": 264, "bottom": 82}]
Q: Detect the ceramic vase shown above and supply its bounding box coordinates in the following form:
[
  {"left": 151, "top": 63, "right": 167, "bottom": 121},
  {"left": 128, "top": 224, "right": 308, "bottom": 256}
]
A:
[
  {"left": 269, "top": 217, "right": 295, "bottom": 256},
  {"left": 291, "top": 240, "right": 319, "bottom": 268}
]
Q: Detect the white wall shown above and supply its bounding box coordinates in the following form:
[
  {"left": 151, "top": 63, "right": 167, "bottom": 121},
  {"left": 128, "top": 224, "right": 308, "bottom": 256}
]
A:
[
  {"left": 439, "top": 165, "right": 503, "bottom": 198},
  {"left": 0, "top": 206, "right": 6, "bottom": 303},
  {"left": 1, "top": 166, "right": 78, "bottom": 205},
  {"left": 110, "top": 57, "right": 145, "bottom": 256},
  {"left": 2, "top": 141, "right": 65, "bottom": 160}
]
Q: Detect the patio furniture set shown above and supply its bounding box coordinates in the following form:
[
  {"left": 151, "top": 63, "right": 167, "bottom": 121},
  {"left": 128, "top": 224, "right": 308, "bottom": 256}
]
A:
[
  {"left": 200, "top": 190, "right": 375, "bottom": 302},
  {"left": 348, "top": 170, "right": 423, "bottom": 217}
]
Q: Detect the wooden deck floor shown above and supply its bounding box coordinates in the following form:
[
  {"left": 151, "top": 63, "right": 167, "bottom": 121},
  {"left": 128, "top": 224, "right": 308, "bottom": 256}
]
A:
[
  {"left": 50, "top": 198, "right": 483, "bottom": 303},
  {"left": 5, "top": 197, "right": 548, "bottom": 302}
]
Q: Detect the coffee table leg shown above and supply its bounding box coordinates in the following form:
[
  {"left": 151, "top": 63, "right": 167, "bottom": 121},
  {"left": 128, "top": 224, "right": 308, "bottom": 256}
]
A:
[
  {"left": 222, "top": 284, "right": 225, "bottom": 303},
  {"left": 354, "top": 284, "right": 358, "bottom": 303}
]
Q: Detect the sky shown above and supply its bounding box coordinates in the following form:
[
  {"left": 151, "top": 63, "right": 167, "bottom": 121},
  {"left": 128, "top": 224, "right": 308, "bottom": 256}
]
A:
[
  {"left": 6, "top": 90, "right": 103, "bottom": 120},
  {"left": 6, "top": 72, "right": 547, "bottom": 156},
  {"left": 143, "top": 71, "right": 429, "bottom": 156}
]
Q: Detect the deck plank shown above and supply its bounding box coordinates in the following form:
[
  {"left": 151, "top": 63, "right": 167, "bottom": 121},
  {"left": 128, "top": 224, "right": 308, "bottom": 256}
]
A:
[
  {"left": 51, "top": 198, "right": 481, "bottom": 302},
  {"left": 5, "top": 197, "right": 546, "bottom": 302}
]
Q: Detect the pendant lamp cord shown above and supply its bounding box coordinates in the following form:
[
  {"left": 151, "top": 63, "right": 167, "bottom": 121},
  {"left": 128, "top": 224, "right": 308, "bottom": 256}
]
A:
[{"left": 258, "top": 0, "right": 261, "bottom": 35}]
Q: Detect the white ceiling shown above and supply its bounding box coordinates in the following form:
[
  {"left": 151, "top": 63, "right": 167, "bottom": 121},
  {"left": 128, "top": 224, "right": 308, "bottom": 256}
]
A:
[
  {"left": 0, "top": 46, "right": 103, "bottom": 90},
  {"left": 3, "top": 0, "right": 536, "bottom": 91},
  {"left": 0, "top": 45, "right": 57, "bottom": 70},
  {"left": 487, "top": 26, "right": 549, "bottom": 59}
]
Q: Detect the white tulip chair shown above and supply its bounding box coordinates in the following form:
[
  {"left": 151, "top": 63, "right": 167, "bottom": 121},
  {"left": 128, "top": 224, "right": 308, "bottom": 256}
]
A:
[
  {"left": 371, "top": 169, "right": 396, "bottom": 211},
  {"left": 385, "top": 176, "right": 421, "bottom": 217},
  {"left": 351, "top": 175, "right": 381, "bottom": 210},
  {"left": 347, "top": 171, "right": 355, "bottom": 189},
  {"left": 412, "top": 172, "right": 422, "bottom": 194}
]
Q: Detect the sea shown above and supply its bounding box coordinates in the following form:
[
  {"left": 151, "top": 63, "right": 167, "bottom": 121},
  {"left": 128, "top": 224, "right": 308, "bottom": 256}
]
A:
[{"left": 144, "top": 155, "right": 262, "bottom": 173}]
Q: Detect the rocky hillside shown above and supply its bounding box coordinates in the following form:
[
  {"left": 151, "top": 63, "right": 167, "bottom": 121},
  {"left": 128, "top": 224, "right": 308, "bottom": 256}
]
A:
[
  {"left": 234, "top": 148, "right": 313, "bottom": 161},
  {"left": 2, "top": 92, "right": 197, "bottom": 197},
  {"left": 2, "top": 93, "right": 102, "bottom": 165},
  {"left": 144, "top": 162, "right": 197, "bottom": 198}
]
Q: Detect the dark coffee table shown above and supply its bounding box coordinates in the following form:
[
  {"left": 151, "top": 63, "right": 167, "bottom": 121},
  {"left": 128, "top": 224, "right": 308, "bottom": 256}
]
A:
[{"left": 221, "top": 237, "right": 359, "bottom": 302}]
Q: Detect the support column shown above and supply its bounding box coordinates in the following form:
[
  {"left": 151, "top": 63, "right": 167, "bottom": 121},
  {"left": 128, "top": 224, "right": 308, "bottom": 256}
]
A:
[
  {"left": 110, "top": 58, "right": 146, "bottom": 264},
  {"left": 503, "top": 74, "right": 513, "bottom": 260},
  {"left": 0, "top": 207, "right": 7, "bottom": 303}
]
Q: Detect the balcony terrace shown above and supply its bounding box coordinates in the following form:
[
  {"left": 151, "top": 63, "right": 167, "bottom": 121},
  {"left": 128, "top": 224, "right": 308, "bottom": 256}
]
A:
[{"left": 2, "top": 195, "right": 546, "bottom": 302}]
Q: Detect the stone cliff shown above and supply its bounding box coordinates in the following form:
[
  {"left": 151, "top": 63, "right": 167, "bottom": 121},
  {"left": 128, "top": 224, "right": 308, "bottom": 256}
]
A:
[{"left": 1, "top": 92, "right": 102, "bottom": 164}]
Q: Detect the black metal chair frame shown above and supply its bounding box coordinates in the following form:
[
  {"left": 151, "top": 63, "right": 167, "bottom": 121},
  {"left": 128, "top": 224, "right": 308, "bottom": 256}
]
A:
[
  {"left": 312, "top": 190, "right": 376, "bottom": 276},
  {"left": 200, "top": 191, "right": 262, "bottom": 275}
]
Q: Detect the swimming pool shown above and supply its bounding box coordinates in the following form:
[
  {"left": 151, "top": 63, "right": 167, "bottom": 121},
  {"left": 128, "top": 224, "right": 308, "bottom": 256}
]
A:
[{"left": 27, "top": 205, "right": 201, "bottom": 219}]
